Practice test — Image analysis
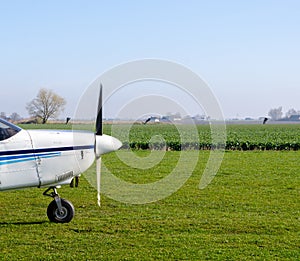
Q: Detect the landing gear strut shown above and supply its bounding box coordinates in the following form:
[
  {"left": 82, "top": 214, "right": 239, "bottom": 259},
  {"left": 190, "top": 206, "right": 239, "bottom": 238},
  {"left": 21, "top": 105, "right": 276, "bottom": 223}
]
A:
[{"left": 43, "top": 187, "right": 75, "bottom": 223}]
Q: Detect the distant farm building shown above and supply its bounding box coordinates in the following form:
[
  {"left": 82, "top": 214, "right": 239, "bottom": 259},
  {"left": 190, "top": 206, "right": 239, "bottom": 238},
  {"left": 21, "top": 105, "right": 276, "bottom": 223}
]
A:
[{"left": 279, "top": 114, "right": 300, "bottom": 122}]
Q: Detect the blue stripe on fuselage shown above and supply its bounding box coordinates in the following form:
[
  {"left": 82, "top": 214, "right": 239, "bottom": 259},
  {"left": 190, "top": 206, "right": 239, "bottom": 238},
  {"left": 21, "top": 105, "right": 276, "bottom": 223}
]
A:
[
  {"left": 0, "top": 145, "right": 94, "bottom": 165},
  {"left": 0, "top": 145, "right": 94, "bottom": 156},
  {"left": 0, "top": 153, "right": 60, "bottom": 165},
  {"left": 0, "top": 152, "right": 59, "bottom": 161}
]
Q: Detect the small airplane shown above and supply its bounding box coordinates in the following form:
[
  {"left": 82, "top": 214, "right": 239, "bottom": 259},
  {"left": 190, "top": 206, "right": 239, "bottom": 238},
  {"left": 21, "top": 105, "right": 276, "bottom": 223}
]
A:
[{"left": 0, "top": 86, "right": 122, "bottom": 223}]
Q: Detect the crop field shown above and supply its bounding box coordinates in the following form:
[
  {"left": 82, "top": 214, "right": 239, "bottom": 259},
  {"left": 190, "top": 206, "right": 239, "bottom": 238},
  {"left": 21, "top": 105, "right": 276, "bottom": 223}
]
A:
[
  {"left": 19, "top": 122, "right": 300, "bottom": 150},
  {"left": 106, "top": 123, "right": 300, "bottom": 151},
  {"left": 0, "top": 123, "right": 299, "bottom": 260}
]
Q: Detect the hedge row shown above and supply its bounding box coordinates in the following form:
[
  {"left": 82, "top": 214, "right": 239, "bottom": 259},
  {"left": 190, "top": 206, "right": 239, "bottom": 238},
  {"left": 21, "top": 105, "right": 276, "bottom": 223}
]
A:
[{"left": 121, "top": 141, "right": 300, "bottom": 151}]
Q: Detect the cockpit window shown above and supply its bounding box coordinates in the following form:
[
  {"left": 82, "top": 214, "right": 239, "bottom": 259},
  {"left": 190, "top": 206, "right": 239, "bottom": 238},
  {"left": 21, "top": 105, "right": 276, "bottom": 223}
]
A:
[{"left": 0, "top": 118, "right": 22, "bottom": 141}]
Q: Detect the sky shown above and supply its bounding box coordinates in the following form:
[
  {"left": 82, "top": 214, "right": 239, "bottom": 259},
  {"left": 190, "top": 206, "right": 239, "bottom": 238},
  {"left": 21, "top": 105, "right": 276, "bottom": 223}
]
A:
[{"left": 1, "top": 0, "right": 300, "bottom": 120}]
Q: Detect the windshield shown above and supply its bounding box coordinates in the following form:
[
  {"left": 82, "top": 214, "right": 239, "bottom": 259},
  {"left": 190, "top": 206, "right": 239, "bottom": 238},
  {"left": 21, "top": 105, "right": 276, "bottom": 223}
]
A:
[{"left": 0, "top": 118, "right": 22, "bottom": 141}]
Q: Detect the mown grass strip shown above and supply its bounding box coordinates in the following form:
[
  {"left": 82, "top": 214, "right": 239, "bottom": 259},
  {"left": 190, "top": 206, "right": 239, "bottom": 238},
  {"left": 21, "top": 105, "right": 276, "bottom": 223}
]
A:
[{"left": 0, "top": 151, "right": 299, "bottom": 260}]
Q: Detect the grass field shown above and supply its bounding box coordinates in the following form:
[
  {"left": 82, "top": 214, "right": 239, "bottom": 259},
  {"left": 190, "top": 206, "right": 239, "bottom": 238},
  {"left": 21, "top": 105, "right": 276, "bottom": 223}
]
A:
[{"left": 0, "top": 124, "right": 299, "bottom": 260}]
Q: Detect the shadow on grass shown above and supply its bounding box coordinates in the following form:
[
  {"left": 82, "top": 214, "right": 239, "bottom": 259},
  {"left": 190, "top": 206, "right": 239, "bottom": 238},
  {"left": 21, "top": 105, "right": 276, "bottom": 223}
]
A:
[{"left": 0, "top": 220, "right": 48, "bottom": 226}]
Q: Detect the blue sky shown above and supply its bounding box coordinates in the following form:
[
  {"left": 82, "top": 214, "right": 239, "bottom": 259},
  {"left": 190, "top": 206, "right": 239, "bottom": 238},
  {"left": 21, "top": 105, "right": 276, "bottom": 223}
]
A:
[{"left": 1, "top": 0, "right": 300, "bottom": 119}]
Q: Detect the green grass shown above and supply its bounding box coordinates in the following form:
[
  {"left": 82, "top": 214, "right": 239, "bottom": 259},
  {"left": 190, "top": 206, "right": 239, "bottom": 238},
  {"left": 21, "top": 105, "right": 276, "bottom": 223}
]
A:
[{"left": 1, "top": 150, "right": 299, "bottom": 260}]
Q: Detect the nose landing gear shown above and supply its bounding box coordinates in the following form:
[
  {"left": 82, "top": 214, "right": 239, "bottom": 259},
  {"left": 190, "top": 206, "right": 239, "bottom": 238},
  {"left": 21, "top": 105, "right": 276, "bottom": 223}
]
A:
[{"left": 43, "top": 187, "right": 75, "bottom": 223}]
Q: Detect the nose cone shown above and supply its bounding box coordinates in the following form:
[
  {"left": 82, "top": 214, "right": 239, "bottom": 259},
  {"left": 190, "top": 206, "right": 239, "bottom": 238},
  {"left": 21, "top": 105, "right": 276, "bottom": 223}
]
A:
[{"left": 95, "top": 134, "right": 122, "bottom": 157}]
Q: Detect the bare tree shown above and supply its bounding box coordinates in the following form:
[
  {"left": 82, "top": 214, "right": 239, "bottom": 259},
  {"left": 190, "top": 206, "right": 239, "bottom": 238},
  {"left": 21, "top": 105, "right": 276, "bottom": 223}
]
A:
[
  {"left": 10, "top": 112, "right": 21, "bottom": 122},
  {"left": 0, "top": 112, "right": 7, "bottom": 120},
  {"left": 26, "top": 88, "right": 66, "bottom": 124},
  {"left": 268, "top": 106, "right": 283, "bottom": 121}
]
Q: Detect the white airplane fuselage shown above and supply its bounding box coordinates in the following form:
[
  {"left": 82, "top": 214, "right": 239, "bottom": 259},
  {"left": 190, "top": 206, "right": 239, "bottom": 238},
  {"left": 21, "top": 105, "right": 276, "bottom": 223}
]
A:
[{"left": 0, "top": 128, "right": 95, "bottom": 191}]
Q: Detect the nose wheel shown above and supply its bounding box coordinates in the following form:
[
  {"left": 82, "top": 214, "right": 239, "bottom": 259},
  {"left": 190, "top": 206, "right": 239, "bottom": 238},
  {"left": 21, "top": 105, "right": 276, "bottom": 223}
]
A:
[{"left": 43, "top": 187, "right": 75, "bottom": 223}]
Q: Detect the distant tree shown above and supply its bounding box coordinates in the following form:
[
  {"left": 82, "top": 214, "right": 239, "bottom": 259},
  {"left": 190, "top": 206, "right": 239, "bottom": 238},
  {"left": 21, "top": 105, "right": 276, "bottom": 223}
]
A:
[
  {"left": 0, "top": 112, "right": 7, "bottom": 120},
  {"left": 268, "top": 106, "right": 283, "bottom": 121},
  {"left": 26, "top": 88, "right": 66, "bottom": 124},
  {"left": 164, "top": 112, "right": 182, "bottom": 121},
  {"left": 10, "top": 112, "right": 21, "bottom": 122}
]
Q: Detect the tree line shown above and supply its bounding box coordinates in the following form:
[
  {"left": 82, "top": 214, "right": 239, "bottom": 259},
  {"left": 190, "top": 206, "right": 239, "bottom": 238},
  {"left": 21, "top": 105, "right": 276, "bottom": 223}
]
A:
[{"left": 2, "top": 89, "right": 299, "bottom": 123}]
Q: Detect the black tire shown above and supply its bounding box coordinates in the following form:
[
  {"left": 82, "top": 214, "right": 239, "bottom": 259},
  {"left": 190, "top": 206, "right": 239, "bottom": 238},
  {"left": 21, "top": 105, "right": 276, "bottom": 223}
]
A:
[{"left": 47, "top": 198, "right": 75, "bottom": 223}]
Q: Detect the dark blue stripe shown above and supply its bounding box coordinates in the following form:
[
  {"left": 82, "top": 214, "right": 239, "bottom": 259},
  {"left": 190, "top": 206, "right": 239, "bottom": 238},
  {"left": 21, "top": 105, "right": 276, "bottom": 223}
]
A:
[
  {"left": 0, "top": 152, "right": 60, "bottom": 161},
  {"left": 0, "top": 145, "right": 94, "bottom": 157}
]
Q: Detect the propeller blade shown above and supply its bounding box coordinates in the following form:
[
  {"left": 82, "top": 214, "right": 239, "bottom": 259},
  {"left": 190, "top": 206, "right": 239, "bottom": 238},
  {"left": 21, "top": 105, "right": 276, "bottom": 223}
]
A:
[
  {"left": 94, "top": 84, "right": 122, "bottom": 206},
  {"left": 96, "top": 157, "right": 101, "bottom": 206},
  {"left": 74, "top": 83, "right": 122, "bottom": 207},
  {"left": 96, "top": 84, "right": 103, "bottom": 136}
]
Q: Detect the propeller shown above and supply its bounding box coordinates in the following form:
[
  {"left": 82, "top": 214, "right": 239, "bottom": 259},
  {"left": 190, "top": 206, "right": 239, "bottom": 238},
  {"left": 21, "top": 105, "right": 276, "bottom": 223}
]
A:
[
  {"left": 94, "top": 84, "right": 122, "bottom": 206},
  {"left": 96, "top": 84, "right": 103, "bottom": 136}
]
